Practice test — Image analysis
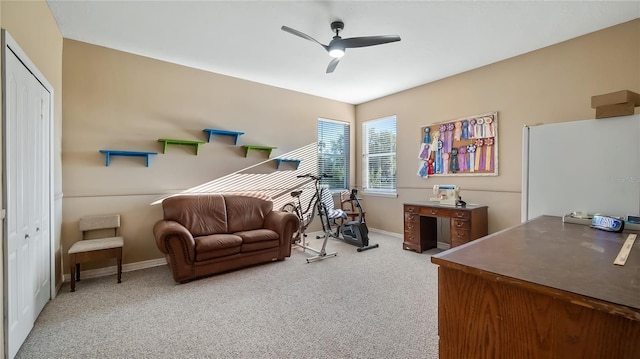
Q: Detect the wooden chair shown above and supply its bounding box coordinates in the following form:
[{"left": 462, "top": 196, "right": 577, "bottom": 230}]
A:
[
  {"left": 340, "top": 190, "right": 366, "bottom": 223},
  {"left": 68, "top": 214, "right": 124, "bottom": 292}
]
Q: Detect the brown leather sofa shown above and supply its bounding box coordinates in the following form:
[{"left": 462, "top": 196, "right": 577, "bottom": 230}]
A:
[{"left": 153, "top": 194, "right": 299, "bottom": 283}]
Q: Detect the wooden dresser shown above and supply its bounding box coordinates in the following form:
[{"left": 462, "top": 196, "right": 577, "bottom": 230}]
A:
[
  {"left": 403, "top": 202, "right": 488, "bottom": 252},
  {"left": 431, "top": 216, "right": 640, "bottom": 358}
]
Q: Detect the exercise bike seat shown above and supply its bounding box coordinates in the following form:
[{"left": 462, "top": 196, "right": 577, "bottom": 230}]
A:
[{"left": 290, "top": 190, "right": 303, "bottom": 198}]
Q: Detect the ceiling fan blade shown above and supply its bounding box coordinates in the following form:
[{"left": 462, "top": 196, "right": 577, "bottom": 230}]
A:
[
  {"left": 337, "top": 35, "right": 401, "bottom": 49},
  {"left": 281, "top": 26, "right": 329, "bottom": 51},
  {"left": 326, "top": 57, "right": 341, "bottom": 73}
]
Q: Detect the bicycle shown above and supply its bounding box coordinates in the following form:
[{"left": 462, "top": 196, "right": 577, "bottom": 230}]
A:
[{"left": 281, "top": 173, "right": 337, "bottom": 262}]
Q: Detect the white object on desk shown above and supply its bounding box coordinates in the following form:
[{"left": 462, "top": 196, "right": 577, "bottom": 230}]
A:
[
  {"left": 614, "top": 233, "right": 637, "bottom": 266},
  {"left": 430, "top": 184, "right": 460, "bottom": 206}
]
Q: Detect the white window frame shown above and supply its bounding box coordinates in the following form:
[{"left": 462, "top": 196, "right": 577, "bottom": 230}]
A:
[{"left": 363, "top": 115, "right": 397, "bottom": 196}]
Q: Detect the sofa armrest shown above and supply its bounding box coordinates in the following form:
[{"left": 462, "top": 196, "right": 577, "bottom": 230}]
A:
[
  {"left": 153, "top": 220, "right": 196, "bottom": 263},
  {"left": 264, "top": 211, "right": 299, "bottom": 257}
]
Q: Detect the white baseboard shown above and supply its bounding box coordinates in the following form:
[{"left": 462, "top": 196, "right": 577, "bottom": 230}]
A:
[
  {"left": 63, "top": 258, "right": 167, "bottom": 283},
  {"left": 63, "top": 229, "right": 451, "bottom": 284},
  {"left": 369, "top": 227, "right": 450, "bottom": 250},
  {"left": 368, "top": 227, "right": 402, "bottom": 238}
]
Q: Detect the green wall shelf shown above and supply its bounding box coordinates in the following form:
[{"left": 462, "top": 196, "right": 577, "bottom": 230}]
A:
[
  {"left": 276, "top": 158, "right": 301, "bottom": 169},
  {"left": 158, "top": 138, "right": 205, "bottom": 155},
  {"left": 241, "top": 145, "right": 277, "bottom": 158},
  {"left": 203, "top": 129, "right": 245, "bottom": 145},
  {"left": 99, "top": 150, "right": 157, "bottom": 167}
]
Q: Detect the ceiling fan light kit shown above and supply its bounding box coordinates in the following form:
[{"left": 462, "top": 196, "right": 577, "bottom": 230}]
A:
[
  {"left": 329, "top": 47, "right": 345, "bottom": 58},
  {"left": 281, "top": 20, "right": 400, "bottom": 73}
]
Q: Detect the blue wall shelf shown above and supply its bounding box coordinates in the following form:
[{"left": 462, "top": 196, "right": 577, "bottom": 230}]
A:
[
  {"left": 203, "top": 129, "right": 245, "bottom": 145},
  {"left": 276, "top": 158, "right": 301, "bottom": 169},
  {"left": 99, "top": 150, "right": 157, "bottom": 167}
]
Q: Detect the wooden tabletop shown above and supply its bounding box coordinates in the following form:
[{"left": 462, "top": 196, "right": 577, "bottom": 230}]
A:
[
  {"left": 404, "top": 201, "right": 487, "bottom": 210},
  {"left": 432, "top": 215, "right": 640, "bottom": 319}
]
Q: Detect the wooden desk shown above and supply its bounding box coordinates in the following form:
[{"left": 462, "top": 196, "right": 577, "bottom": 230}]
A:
[
  {"left": 431, "top": 216, "right": 640, "bottom": 359},
  {"left": 403, "top": 202, "right": 487, "bottom": 252}
]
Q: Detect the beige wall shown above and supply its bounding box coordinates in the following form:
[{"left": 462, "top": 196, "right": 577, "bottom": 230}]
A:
[
  {"left": 62, "top": 19, "right": 640, "bottom": 271},
  {"left": 61, "top": 39, "right": 355, "bottom": 271},
  {"left": 356, "top": 19, "right": 640, "bottom": 237},
  {"left": 1, "top": 0, "right": 63, "bottom": 356}
]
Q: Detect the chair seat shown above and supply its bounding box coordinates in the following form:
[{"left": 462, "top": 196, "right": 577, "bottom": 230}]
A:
[
  {"left": 326, "top": 208, "right": 347, "bottom": 219},
  {"left": 69, "top": 237, "right": 123, "bottom": 254}
]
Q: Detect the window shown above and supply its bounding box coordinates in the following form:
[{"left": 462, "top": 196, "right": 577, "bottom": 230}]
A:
[
  {"left": 318, "top": 118, "right": 350, "bottom": 190},
  {"left": 363, "top": 116, "right": 397, "bottom": 194}
]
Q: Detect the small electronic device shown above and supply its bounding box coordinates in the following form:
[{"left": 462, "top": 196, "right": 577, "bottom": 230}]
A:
[
  {"left": 591, "top": 215, "right": 624, "bottom": 232},
  {"left": 626, "top": 215, "right": 640, "bottom": 224},
  {"left": 430, "top": 185, "right": 461, "bottom": 206}
]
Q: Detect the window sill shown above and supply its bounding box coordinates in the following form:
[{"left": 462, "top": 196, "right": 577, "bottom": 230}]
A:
[{"left": 362, "top": 190, "right": 398, "bottom": 198}]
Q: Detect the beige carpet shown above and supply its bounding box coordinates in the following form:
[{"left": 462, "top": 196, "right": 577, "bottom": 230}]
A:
[{"left": 17, "top": 232, "right": 442, "bottom": 359}]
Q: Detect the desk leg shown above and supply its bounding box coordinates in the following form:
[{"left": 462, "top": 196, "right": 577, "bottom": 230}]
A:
[{"left": 69, "top": 255, "right": 79, "bottom": 292}]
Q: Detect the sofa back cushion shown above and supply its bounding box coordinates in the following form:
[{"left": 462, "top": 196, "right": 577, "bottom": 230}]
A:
[
  {"left": 224, "top": 195, "right": 273, "bottom": 233},
  {"left": 162, "top": 194, "right": 228, "bottom": 236}
]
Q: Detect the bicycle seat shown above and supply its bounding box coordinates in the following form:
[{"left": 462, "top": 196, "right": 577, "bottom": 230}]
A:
[{"left": 290, "top": 190, "right": 303, "bottom": 198}]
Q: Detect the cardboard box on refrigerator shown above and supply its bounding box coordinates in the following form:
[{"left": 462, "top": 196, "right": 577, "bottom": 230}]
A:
[{"left": 591, "top": 90, "right": 640, "bottom": 119}]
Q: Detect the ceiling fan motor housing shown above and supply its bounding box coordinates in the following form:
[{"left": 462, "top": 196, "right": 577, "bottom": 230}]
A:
[{"left": 331, "top": 21, "right": 344, "bottom": 34}]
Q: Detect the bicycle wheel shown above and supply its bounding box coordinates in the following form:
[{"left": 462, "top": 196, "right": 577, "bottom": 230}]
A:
[{"left": 281, "top": 202, "right": 302, "bottom": 243}]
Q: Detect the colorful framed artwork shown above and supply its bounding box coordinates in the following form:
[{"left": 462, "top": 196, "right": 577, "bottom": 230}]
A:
[{"left": 417, "top": 111, "right": 498, "bottom": 177}]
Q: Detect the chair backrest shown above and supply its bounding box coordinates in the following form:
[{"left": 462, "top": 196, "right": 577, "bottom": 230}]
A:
[
  {"left": 79, "top": 214, "right": 120, "bottom": 239},
  {"left": 319, "top": 185, "right": 347, "bottom": 219},
  {"left": 319, "top": 184, "right": 335, "bottom": 209}
]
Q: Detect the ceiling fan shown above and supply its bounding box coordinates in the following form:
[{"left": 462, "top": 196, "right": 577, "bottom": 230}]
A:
[{"left": 281, "top": 21, "right": 401, "bottom": 73}]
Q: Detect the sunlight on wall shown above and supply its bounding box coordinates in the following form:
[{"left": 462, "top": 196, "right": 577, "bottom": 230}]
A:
[{"left": 151, "top": 143, "right": 319, "bottom": 211}]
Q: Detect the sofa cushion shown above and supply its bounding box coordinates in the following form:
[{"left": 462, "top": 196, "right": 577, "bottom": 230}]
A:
[
  {"left": 162, "top": 194, "right": 229, "bottom": 236},
  {"left": 195, "top": 234, "right": 242, "bottom": 261},
  {"left": 224, "top": 195, "right": 273, "bottom": 233},
  {"left": 235, "top": 229, "right": 279, "bottom": 243},
  {"left": 241, "top": 240, "right": 280, "bottom": 253},
  {"left": 236, "top": 229, "right": 280, "bottom": 253}
]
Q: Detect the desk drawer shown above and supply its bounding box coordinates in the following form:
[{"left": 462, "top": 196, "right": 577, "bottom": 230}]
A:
[
  {"left": 420, "top": 207, "right": 451, "bottom": 218},
  {"left": 404, "top": 212, "right": 418, "bottom": 223},
  {"left": 451, "top": 210, "right": 470, "bottom": 219},
  {"left": 404, "top": 205, "right": 419, "bottom": 214},
  {"left": 451, "top": 218, "right": 470, "bottom": 230},
  {"left": 451, "top": 228, "right": 470, "bottom": 247}
]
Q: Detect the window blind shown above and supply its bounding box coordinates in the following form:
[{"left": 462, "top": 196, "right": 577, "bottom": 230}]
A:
[
  {"left": 363, "top": 116, "right": 397, "bottom": 192},
  {"left": 318, "top": 118, "right": 350, "bottom": 190}
]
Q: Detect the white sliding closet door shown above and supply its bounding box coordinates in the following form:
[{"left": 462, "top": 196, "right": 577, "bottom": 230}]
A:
[{"left": 4, "top": 33, "right": 52, "bottom": 359}]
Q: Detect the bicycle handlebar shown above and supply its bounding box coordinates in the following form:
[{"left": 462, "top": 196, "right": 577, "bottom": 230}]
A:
[{"left": 296, "top": 173, "right": 333, "bottom": 180}]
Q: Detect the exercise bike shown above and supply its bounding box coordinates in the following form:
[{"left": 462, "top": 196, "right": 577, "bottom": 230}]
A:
[
  {"left": 319, "top": 188, "right": 379, "bottom": 252},
  {"left": 282, "top": 173, "right": 338, "bottom": 263}
]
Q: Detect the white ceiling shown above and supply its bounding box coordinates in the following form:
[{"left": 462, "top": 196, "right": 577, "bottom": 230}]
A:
[{"left": 47, "top": 1, "right": 639, "bottom": 105}]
